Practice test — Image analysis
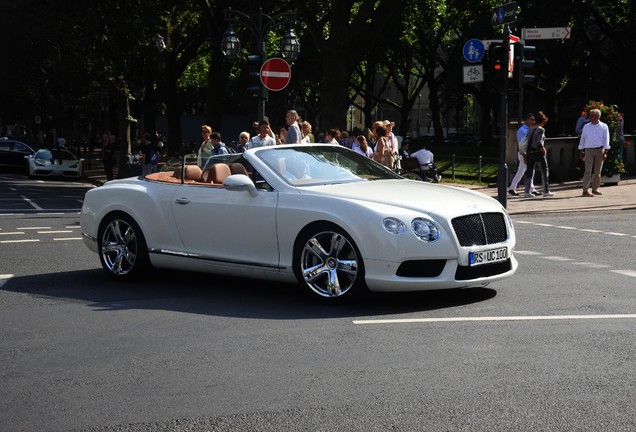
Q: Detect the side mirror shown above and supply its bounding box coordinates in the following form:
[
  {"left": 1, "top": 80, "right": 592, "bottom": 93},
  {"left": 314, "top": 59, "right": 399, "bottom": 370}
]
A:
[{"left": 223, "top": 174, "right": 258, "bottom": 197}]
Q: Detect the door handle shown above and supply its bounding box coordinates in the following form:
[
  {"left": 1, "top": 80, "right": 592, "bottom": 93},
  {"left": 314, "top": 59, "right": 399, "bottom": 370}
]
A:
[{"left": 175, "top": 197, "right": 190, "bottom": 205}]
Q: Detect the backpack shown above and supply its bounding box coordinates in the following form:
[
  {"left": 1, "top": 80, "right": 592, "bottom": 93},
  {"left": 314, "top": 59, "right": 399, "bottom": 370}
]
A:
[{"left": 149, "top": 149, "right": 159, "bottom": 164}]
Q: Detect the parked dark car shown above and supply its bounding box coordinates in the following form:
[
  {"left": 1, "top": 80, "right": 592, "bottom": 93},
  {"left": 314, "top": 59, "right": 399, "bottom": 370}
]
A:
[{"left": 0, "top": 137, "right": 35, "bottom": 170}]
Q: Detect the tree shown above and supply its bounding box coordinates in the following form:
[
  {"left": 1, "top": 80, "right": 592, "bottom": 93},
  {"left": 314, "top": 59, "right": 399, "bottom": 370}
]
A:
[{"left": 295, "top": 0, "right": 403, "bottom": 132}]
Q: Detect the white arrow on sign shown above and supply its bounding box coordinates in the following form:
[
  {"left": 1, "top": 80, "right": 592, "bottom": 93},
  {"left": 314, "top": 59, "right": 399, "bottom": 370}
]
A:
[{"left": 522, "top": 27, "right": 571, "bottom": 40}]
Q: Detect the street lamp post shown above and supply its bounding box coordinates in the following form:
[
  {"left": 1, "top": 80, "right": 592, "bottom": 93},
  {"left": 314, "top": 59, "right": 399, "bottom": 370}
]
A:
[{"left": 221, "top": 8, "right": 300, "bottom": 121}]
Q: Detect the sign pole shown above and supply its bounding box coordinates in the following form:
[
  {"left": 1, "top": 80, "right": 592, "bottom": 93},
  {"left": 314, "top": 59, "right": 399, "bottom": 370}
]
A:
[{"left": 498, "top": 24, "right": 511, "bottom": 208}]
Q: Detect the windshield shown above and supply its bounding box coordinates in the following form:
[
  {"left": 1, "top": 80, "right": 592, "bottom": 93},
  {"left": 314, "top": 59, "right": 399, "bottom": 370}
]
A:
[
  {"left": 35, "top": 149, "right": 77, "bottom": 160},
  {"left": 257, "top": 145, "right": 401, "bottom": 186}
]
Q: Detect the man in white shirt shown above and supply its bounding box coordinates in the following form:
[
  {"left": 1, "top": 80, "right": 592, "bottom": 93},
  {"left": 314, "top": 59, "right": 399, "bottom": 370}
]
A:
[
  {"left": 508, "top": 113, "right": 538, "bottom": 196},
  {"left": 248, "top": 120, "right": 276, "bottom": 149},
  {"left": 410, "top": 147, "right": 434, "bottom": 169},
  {"left": 578, "top": 108, "right": 610, "bottom": 197}
]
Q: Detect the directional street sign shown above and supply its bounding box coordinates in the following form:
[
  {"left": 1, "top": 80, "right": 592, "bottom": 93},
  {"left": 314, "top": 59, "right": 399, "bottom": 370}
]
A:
[
  {"left": 491, "top": 2, "right": 517, "bottom": 26},
  {"left": 522, "top": 27, "right": 571, "bottom": 40},
  {"left": 463, "top": 39, "right": 485, "bottom": 63},
  {"left": 260, "top": 57, "right": 291, "bottom": 91}
]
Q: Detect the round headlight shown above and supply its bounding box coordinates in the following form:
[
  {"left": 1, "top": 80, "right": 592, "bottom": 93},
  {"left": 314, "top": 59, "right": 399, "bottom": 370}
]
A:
[
  {"left": 383, "top": 217, "right": 407, "bottom": 235},
  {"left": 411, "top": 218, "right": 441, "bottom": 242}
]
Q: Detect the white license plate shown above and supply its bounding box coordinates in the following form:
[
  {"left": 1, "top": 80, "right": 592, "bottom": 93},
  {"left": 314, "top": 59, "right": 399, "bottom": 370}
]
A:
[{"left": 469, "top": 247, "right": 508, "bottom": 266}]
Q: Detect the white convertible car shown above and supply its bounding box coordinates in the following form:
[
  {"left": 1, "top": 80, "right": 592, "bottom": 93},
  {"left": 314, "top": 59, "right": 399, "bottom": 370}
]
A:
[{"left": 80, "top": 144, "right": 517, "bottom": 303}]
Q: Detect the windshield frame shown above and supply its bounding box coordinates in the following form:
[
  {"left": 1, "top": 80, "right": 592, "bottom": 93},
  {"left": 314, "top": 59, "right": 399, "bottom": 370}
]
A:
[{"left": 256, "top": 145, "right": 401, "bottom": 186}]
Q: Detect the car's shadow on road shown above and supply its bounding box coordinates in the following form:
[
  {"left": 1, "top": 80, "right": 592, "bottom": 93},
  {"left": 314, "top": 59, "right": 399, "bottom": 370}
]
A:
[{"left": 3, "top": 268, "right": 498, "bottom": 319}]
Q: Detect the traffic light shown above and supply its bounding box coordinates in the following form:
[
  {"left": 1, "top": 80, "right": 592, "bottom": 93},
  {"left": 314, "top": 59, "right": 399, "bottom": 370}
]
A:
[
  {"left": 513, "top": 43, "right": 536, "bottom": 88},
  {"left": 247, "top": 54, "right": 261, "bottom": 96},
  {"left": 487, "top": 42, "right": 507, "bottom": 87}
]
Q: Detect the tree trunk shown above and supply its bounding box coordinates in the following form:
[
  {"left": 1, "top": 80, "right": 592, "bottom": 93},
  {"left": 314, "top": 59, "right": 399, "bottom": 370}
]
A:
[{"left": 318, "top": 54, "right": 351, "bottom": 132}]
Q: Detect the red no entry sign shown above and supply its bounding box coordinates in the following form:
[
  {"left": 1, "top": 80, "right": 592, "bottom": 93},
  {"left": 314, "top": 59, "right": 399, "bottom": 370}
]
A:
[{"left": 260, "top": 57, "right": 291, "bottom": 91}]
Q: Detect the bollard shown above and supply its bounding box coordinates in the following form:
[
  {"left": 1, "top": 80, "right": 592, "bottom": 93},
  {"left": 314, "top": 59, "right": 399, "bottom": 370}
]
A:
[
  {"left": 478, "top": 155, "right": 482, "bottom": 183},
  {"left": 452, "top": 154, "right": 456, "bottom": 180}
]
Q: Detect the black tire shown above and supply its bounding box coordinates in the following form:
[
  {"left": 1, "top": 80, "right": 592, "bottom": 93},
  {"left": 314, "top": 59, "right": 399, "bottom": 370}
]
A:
[
  {"left": 97, "top": 213, "right": 150, "bottom": 281},
  {"left": 294, "top": 223, "right": 367, "bottom": 303}
]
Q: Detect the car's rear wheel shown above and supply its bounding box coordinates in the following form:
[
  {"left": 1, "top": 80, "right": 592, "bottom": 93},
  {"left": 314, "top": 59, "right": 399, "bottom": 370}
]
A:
[
  {"left": 98, "top": 213, "right": 150, "bottom": 281},
  {"left": 294, "top": 224, "right": 366, "bottom": 303}
]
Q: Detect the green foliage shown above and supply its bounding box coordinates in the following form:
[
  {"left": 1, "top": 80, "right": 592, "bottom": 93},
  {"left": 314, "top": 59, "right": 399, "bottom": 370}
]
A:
[{"left": 583, "top": 100, "right": 627, "bottom": 177}]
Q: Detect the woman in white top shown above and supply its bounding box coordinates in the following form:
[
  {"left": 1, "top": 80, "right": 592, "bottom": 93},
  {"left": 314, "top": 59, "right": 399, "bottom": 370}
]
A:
[
  {"left": 198, "top": 125, "right": 214, "bottom": 166},
  {"left": 352, "top": 135, "right": 373, "bottom": 158},
  {"left": 325, "top": 128, "right": 340, "bottom": 145}
]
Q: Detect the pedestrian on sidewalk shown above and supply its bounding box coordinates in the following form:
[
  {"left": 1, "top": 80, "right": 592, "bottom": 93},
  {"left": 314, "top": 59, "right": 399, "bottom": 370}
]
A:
[
  {"left": 523, "top": 111, "right": 555, "bottom": 198},
  {"left": 578, "top": 108, "right": 610, "bottom": 197},
  {"left": 197, "top": 125, "right": 213, "bottom": 167},
  {"left": 509, "top": 113, "right": 538, "bottom": 196},
  {"left": 284, "top": 110, "right": 302, "bottom": 144},
  {"left": 142, "top": 133, "right": 160, "bottom": 176},
  {"left": 101, "top": 133, "right": 116, "bottom": 181}
]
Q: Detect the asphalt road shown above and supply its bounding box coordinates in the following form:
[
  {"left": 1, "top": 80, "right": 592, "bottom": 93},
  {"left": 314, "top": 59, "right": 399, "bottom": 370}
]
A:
[{"left": 1, "top": 177, "right": 635, "bottom": 431}]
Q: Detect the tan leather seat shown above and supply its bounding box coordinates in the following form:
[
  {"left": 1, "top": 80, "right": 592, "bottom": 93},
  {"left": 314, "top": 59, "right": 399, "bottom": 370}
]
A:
[
  {"left": 230, "top": 163, "right": 249, "bottom": 176},
  {"left": 174, "top": 165, "right": 202, "bottom": 182},
  {"left": 203, "top": 163, "right": 231, "bottom": 184}
]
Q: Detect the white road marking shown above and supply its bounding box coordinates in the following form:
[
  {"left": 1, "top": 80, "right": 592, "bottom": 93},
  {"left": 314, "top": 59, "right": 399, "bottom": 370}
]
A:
[
  {"left": 17, "top": 227, "right": 51, "bottom": 230},
  {"left": 571, "top": 262, "right": 612, "bottom": 269},
  {"left": 515, "top": 220, "right": 634, "bottom": 238},
  {"left": 20, "top": 195, "right": 42, "bottom": 210},
  {"left": 513, "top": 250, "right": 543, "bottom": 255},
  {"left": 0, "top": 274, "right": 13, "bottom": 288},
  {"left": 0, "top": 232, "right": 25, "bottom": 235},
  {"left": 53, "top": 237, "right": 83, "bottom": 241},
  {"left": 0, "top": 239, "right": 39, "bottom": 244},
  {"left": 64, "top": 226, "right": 81, "bottom": 229},
  {"left": 541, "top": 256, "right": 574, "bottom": 261},
  {"left": 611, "top": 270, "right": 636, "bottom": 278},
  {"left": 604, "top": 232, "right": 631, "bottom": 237},
  {"left": 37, "top": 230, "right": 73, "bottom": 234},
  {"left": 353, "top": 314, "right": 636, "bottom": 325}
]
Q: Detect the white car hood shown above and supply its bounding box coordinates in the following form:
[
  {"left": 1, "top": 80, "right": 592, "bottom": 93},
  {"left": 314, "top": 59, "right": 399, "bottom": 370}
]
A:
[{"left": 301, "top": 179, "right": 504, "bottom": 217}]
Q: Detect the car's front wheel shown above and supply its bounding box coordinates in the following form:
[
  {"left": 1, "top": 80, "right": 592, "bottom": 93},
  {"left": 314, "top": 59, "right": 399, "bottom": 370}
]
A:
[
  {"left": 294, "top": 224, "right": 366, "bottom": 303},
  {"left": 98, "top": 213, "right": 150, "bottom": 281}
]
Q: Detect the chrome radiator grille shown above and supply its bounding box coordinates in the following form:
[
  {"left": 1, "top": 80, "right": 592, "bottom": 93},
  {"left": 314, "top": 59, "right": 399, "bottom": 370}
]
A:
[{"left": 451, "top": 212, "right": 508, "bottom": 247}]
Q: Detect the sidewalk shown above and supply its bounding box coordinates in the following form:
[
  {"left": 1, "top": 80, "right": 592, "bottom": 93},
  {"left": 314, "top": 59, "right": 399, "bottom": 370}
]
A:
[
  {"left": 464, "top": 177, "right": 636, "bottom": 215},
  {"left": 83, "top": 151, "right": 636, "bottom": 216}
]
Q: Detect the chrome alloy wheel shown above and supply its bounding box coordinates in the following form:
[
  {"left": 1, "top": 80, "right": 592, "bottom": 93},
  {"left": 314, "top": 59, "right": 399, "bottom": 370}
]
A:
[
  {"left": 100, "top": 218, "right": 140, "bottom": 276},
  {"left": 299, "top": 230, "right": 360, "bottom": 298}
]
